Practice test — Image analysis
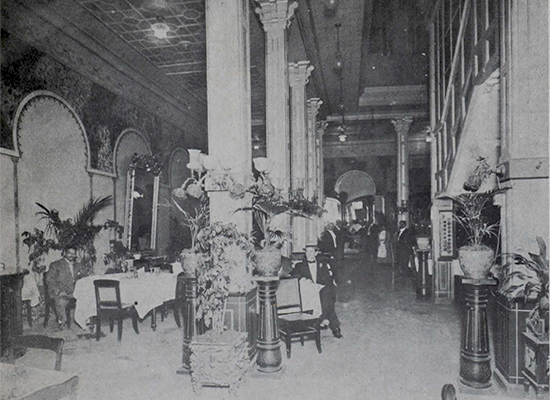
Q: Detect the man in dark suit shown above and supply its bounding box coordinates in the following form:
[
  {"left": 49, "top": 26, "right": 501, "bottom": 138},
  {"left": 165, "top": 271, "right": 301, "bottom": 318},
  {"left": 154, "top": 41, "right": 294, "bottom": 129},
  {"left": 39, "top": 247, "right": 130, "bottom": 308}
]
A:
[
  {"left": 395, "top": 221, "right": 416, "bottom": 274},
  {"left": 46, "top": 246, "right": 86, "bottom": 328},
  {"left": 318, "top": 222, "right": 346, "bottom": 282},
  {"left": 290, "top": 245, "right": 343, "bottom": 339}
]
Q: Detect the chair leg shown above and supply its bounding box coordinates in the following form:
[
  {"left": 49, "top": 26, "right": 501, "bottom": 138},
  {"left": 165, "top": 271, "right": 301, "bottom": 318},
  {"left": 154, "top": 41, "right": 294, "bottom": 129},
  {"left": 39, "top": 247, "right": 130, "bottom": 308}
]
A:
[
  {"left": 117, "top": 316, "right": 123, "bottom": 341},
  {"left": 25, "top": 301, "right": 33, "bottom": 328},
  {"left": 300, "top": 335, "right": 305, "bottom": 346},
  {"left": 96, "top": 315, "right": 102, "bottom": 341},
  {"left": 315, "top": 329, "right": 322, "bottom": 354},
  {"left": 132, "top": 309, "right": 140, "bottom": 335},
  {"left": 65, "top": 307, "right": 71, "bottom": 329},
  {"left": 109, "top": 319, "right": 114, "bottom": 333},
  {"left": 285, "top": 329, "right": 292, "bottom": 359},
  {"left": 44, "top": 300, "right": 51, "bottom": 328}
]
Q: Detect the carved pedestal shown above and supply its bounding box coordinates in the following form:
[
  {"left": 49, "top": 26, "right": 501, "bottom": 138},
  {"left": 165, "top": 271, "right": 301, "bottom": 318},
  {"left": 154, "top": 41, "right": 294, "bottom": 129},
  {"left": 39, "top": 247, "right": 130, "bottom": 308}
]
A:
[
  {"left": 460, "top": 278, "right": 496, "bottom": 388},
  {"left": 254, "top": 277, "right": 282, "bottom": 373},
  {"left": 178, "top": 276, "right": 198, "bottom": 375}
]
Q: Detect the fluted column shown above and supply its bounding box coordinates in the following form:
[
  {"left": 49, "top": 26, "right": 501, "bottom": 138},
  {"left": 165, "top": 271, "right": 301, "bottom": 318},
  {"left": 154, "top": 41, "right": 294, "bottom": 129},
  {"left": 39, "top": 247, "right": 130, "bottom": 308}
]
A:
[
  {"left": 316, "top": 121, "right": 327, "bottom": 239},
  {"left": 289, "top": 61, "right": 313, "bottom": 252},
  {"left": 306, "top": 98, "right": 323, "bottom": 244},
  {"left": 206, "top": 0, "right": 252, "bottom": 231},
  {"left": 256, "top": 0, "right": 297, "bottom": 193},
  {"left": 392, "top": 117, "right": 413, "bottom": 225}
]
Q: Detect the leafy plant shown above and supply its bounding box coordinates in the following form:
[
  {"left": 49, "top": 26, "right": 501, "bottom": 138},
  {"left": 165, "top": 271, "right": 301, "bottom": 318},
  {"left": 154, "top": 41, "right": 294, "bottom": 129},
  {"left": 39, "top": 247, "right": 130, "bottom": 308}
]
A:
[
  {"left": 195, "top": 222, "right": 255, "bottom": 333},
  {"left": 22, "top": 196, "right": 112, "bottom": 275},
  {"left": 171, "top": 193, "right": 209, "bottom": 251},
  {"left": 449, "top": 189, "right": 502, "bottom": 249},
  {"left": 21, "top": 228, "right": 55, "bottom": 273},
  {"left": 236, "top": 173, "right": 320, "bottom": 250},
  {"left": 497, "top": 237, "right": 549, "bottom": 339}
]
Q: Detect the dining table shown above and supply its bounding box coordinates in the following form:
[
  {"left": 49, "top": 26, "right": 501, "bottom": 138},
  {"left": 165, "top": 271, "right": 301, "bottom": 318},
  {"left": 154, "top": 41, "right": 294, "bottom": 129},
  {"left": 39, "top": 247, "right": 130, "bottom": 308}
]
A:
[
  {"left": 73, "top": 263, "right": 182, "bottom": 332},
  {"left": 0, "top": 362, "right": 79, "bottom": 400}
]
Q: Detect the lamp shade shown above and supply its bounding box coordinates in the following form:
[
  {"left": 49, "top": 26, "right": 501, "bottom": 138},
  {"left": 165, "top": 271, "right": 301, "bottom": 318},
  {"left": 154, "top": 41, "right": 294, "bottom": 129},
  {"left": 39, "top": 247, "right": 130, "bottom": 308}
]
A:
[
  {"left": 253, "top": 157, "right": 269, "bottom": 172},
  {"left": 187, "top": 149, "right": 203, "bottom": 171}
]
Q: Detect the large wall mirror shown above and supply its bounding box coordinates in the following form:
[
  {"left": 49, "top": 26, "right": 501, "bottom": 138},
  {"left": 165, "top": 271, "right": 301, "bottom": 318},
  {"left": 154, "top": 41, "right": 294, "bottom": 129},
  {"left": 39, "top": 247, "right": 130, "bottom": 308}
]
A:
[{"left": 125, "top": 154, "right": 161, "bottom": 252}]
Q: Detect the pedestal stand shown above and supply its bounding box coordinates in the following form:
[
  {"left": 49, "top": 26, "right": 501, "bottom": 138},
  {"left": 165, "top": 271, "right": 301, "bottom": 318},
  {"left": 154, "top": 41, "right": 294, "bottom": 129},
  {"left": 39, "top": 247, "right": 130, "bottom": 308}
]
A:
[
  {"left": 415, "top": 250, "right": 431, "bottom": 301},
  {"left": 177, "top": 276, "right": 197, "bottom": 375},
  {"left": 254, "top": 277, "right": 282, "bottom": 373},
  {"left": 459, "top": 278, "right": 496, "bottom": 389}
]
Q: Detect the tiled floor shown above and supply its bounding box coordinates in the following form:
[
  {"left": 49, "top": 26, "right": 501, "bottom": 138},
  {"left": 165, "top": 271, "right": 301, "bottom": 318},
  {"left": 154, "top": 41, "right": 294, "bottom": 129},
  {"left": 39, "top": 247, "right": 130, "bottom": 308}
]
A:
[{"left": 14, "top": 255, "right": 526, "bottom": 399}]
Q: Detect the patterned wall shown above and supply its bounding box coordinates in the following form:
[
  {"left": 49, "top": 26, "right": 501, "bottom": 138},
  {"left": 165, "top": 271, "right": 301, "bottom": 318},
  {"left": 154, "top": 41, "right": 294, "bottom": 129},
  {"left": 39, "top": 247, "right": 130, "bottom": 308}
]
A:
[{"left": 0, "top": 30, "right": 199, "bottom": 181}]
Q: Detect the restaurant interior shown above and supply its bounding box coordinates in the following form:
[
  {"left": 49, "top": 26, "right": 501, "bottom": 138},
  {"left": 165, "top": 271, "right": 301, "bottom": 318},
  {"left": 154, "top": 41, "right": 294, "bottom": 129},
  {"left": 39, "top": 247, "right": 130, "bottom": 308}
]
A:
[{"left": 0, "top": 0, "right": 548, "bottom": 399}]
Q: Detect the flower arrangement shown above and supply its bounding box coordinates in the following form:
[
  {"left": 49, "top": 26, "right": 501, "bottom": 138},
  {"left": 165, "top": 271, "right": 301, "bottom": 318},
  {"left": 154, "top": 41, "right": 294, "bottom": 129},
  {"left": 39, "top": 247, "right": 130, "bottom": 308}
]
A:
[
  {"left": 129, "top": 153, "right": 163, "bottom": 175},
  {"left": 235, "top": 171, "right": 322, "bottom": 251}
]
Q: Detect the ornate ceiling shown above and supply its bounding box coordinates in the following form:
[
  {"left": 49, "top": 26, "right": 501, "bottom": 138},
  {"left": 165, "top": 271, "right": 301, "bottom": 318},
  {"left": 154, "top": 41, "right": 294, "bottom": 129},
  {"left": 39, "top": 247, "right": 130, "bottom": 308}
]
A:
[{"left": 4, "top": 0, "right": 435, "bottom": 143}]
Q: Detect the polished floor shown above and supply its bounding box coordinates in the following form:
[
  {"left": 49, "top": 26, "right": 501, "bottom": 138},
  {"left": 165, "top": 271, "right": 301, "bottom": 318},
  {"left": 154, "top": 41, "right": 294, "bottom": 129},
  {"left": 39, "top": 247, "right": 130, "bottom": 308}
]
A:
[{"left": 15, "top": 255, "right": 524, "bottom": 399}]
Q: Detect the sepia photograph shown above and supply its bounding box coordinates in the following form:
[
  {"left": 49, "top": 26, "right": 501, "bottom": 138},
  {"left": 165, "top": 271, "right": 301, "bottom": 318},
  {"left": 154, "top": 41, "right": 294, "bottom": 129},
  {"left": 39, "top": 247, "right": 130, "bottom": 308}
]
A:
[{"left": 0, "top": 0, "right": 548, "bottom": 399}]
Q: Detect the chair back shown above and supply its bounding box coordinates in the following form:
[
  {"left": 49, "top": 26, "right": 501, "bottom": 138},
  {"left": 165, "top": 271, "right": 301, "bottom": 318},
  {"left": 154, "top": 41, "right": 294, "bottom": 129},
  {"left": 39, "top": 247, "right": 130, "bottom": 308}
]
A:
[
  {"left": 276, "top": 278, "right": 303, "bottom": 315},
  {"left": 175, "top": 272, "right": 186, "bottom": 302},
  {"left": 11, "top": 335, "right": 64, "bottom": 371},
  {"left": 93, "top": 279, "right": 122, "bottom": 311}
]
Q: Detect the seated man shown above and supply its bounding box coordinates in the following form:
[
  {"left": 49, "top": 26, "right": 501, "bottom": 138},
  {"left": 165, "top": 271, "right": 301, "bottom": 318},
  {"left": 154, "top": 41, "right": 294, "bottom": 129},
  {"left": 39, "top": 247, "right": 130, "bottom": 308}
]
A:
[
  {"left": 290, "top": 244, "right": 343, "bottom": 339},
  {"left": 45, "top": 246, "right": 85, "bottom": 329}
]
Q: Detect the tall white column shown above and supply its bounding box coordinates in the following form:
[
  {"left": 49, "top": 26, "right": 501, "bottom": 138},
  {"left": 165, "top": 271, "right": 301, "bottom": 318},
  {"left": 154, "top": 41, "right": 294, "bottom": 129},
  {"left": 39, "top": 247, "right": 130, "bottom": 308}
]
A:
[
  {"left": 256, "top": 0, "right": 297, "bottom": 193},
  {"left": 316, "top": 121, "right": 327, "bottom": 238},
  {"left": 392, "top": 117, "right": 413, "bottom": 225},
  {"left": 307, "top": 98, "right": 323, "bottom": 244},
  {"left": 206, "top": 0, "right": 252, "bottom": 232},
  {"left": 289, "top": 61, "right": 313, "bottom": 252}
]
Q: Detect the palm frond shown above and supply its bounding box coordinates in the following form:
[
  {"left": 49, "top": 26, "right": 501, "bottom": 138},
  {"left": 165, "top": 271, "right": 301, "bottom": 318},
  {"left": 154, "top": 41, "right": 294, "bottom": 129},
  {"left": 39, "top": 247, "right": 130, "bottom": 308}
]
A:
[{"left": 74, "top": 196, "right": 113, "bottom": 227}]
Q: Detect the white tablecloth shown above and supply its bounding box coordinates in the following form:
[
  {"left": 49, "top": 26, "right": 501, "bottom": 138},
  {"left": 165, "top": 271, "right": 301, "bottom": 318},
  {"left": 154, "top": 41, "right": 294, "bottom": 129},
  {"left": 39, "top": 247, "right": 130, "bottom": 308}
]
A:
[{"left": 73, "top": 268, "right": 180, "bottom": 329}]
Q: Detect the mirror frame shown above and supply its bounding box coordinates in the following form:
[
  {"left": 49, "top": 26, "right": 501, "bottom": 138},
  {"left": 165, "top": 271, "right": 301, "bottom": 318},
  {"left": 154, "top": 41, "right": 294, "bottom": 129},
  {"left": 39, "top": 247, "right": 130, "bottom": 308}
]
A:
[{"left": 124, "top": 154, "right": 161, "bottom": 252}]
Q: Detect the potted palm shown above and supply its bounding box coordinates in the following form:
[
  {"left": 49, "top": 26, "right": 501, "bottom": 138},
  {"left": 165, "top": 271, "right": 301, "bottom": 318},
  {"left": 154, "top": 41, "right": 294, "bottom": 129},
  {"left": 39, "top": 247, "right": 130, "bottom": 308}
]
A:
[
  {"left": 447, "top": 158, "right": 503, "bottom": 279},
  {"left": 22, "top": 196, "right": 113, "bottom": 276}
]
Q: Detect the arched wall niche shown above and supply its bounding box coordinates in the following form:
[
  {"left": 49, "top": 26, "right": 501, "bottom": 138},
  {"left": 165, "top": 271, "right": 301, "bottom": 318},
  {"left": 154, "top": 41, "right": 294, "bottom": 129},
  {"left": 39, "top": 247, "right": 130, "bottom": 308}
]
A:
[
  {"left": 14, "top": 91, "right": 92, "bottom": 268},
  {"left": 334, "top": 170, "right": 377, "bottom": 204},
  {"left": 114, "top": 129, "right": 152, "bottom": 231},
  {"left": 168, "top": 147, "right": 190, "bottom": 189}
]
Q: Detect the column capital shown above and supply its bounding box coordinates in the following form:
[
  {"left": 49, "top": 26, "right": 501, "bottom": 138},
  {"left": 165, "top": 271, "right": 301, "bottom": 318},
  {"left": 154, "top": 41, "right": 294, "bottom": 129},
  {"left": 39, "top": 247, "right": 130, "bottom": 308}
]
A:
[
  {"left": 392, "top": 117, "right": 413, "bottom": 136},
  {"left": 307, "top": 98, "right": 323, "bottom": 119},
  {"left": 316, "top": 120, "right": 328, "bottom": 135},
  {"left": 288, "top": 61, "right": 314, "bottom": 88},
  {"left": 256, "top": 0, "right": 298, "bottom": 32}
]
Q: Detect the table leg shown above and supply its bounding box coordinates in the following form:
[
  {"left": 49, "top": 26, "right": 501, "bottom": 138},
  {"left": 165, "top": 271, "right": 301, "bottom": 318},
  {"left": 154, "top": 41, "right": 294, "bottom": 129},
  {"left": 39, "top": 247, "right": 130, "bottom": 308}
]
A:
[{"left": 151, "top": 308, "right": 157, "bottom": 332}]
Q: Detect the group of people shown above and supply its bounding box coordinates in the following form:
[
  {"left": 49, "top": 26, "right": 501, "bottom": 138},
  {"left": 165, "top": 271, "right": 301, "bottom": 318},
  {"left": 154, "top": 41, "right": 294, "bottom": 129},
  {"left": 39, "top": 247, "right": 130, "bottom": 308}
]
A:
[{"left": 44, "top": 220, "right": 416, "bottom": 341}]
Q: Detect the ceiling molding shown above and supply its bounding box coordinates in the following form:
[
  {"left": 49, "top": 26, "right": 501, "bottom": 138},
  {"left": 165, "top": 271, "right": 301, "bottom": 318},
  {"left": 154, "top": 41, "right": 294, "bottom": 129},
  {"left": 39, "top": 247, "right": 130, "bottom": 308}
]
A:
[
  {"left": 359, "top": 85, "right": 428, "bottom": 107},
  {"left": 326, "top": 109, "right": 428, "bottom": 122},
  {"left": 324, "top": 135, "right": 430, "bottom": 158},
  {"left": 3, "top": 0, "right": 206, "bottom": 137}
]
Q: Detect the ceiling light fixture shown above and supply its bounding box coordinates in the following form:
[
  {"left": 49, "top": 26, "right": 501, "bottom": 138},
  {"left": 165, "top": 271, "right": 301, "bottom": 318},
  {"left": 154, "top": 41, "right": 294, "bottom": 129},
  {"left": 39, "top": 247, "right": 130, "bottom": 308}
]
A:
[
  {"left": 151, "top": 15, "right": 169, "bottom": 39},
  {"left": 335, "top": 23, "right": 347, "bottom": 142}
]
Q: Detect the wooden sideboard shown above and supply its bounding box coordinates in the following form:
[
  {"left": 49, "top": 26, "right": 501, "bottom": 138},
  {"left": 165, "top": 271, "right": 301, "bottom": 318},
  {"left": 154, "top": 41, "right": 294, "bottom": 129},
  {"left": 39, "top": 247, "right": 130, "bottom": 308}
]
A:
[{"left": 0, "top": 270, "right": 29, "bottom": 360}]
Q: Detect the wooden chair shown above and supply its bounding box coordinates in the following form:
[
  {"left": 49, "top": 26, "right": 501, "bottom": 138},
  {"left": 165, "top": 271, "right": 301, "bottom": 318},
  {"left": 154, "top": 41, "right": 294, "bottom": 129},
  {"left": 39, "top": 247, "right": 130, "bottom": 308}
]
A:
[
  {"left": 93, "top": 279, "right": 139, "bottom": 341},
  {"left": 43, "top": 273, "right": 75, "bottom": 329},
  {"left": 10, "top": 335, "right": 64, "bottom": 371},
  {"left": 276, "top": 277, "right": 322, "bottom": 359}
]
